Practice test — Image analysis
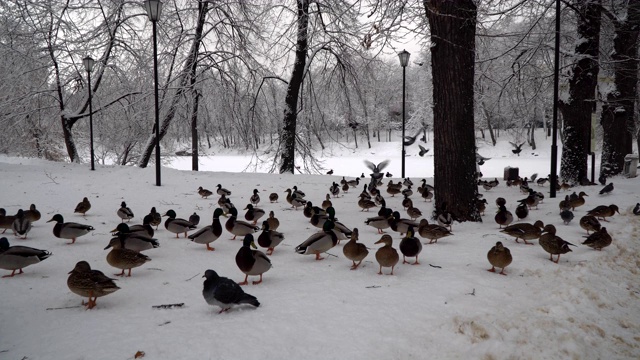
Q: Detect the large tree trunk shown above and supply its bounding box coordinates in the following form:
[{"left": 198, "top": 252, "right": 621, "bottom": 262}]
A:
[
  {"left": 559, "top": 0, "right": 601, "bottom": 184},
  {"left": 279, "top": 0, "right": 309, "bottom": 174},
  {"left": 600, "top": 2, "right": 640, "bottom": 177},
  {"left": 425, "top": 0, "right": 480, "bottom": 222}
]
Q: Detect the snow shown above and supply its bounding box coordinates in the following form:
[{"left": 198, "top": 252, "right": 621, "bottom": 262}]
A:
[{"left": 1, "top": 133, "right": 640, "bottom": 359}]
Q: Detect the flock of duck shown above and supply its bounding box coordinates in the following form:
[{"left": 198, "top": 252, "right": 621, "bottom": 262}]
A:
[{"left": 0, "top": 166, "right": 635, "bottom": 313}]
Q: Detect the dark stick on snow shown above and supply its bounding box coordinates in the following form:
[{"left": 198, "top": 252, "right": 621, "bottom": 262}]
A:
[
  {"left": 466, "top": 288, "right": 476, "bottom": 296},
  {"left": 152, "top": 303, "right": 184, "bottom": 309},
  {"left": 46, "top": 305, "right": 83, "bottom": 310},
  {"left": 429, "top": 264, "right": 442, "bottom": 268},
  {"left": 185, "top": 273, "right": 200, "bottom": 281}
]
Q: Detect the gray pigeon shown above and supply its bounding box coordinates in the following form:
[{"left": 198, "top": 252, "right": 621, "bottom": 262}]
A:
[
  {"left": 599, "top": 182, "right": 614, "bottom": 195},
  {"left": 560, "top": 209, "right": 574, "bottom": 225},
  {"left": 633, "top": 203, "right": 640, "bottom": 216},
  {"left": 189, "top": 212, "right": 200, "bottom": 226},
  {"left": 202, "top": 269, "right": 260, "bottom": 313}
]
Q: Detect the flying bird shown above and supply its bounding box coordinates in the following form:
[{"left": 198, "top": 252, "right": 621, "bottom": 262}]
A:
[
  {"left": 403, "top": 127, "right": 424, "bottom": 146},
  {"left": 364, "top": 160, "right": 390, "bottom": 181},
  {"left": 418, "top": 145, "right": 429, "bottom": 157},
  {"left": 509, "top": 142, "right": 525, "bottom": 156}
]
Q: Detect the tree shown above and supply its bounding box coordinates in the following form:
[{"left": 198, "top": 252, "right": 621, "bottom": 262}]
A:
[{"left": 424, "top": 0, "right": 480, "bottom": 222}]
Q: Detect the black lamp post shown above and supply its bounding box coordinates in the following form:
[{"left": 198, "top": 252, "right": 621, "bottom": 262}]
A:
[
  {"left": 145, "top": 0, "right": 162, "bottom": 186},
  {"left": 82, "top": 56, "right": 95, "bottom": 171},
  {"left": 398, "top": 49, "right": 410, "bottom": 178},
  {"left": 550, "top": 0, "right": 560, "bottom": 198}
]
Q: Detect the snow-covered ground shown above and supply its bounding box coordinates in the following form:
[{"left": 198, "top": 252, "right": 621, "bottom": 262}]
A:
[{"left": 1, "top": 133, "right": 639, "bottom": 359}]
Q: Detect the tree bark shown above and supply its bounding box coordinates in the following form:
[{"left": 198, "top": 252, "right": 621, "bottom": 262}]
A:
[
  {"left": 559, "top": 0, "right": 601, "bottom": 184},
  {"left": 279, "top": 0, "right": 309, "bottom": 174},
  {"left": 600, "top": 1, "right": 640, "bottom": 177},
  {"left": 425, "top": 0, "right": 480, "bottom": 222}
]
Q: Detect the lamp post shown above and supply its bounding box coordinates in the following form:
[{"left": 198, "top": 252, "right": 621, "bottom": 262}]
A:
[
  {"left": 145, "top": 0, "right": 163, "bottom": 186},
  {"left": 82, "top": 56, "right": 95, "bottom": 171},
  {"left": 550, "top": 0, "right": 560, "bottom": 198},
  {"left": 398, "top": 49, "right": 410, "bottom": 178}
]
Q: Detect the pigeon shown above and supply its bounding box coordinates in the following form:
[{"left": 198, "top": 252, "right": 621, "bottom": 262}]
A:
[
  {"left": 403, "top": 127, "right": 424, "bottom": 146},
  {"left": 476, "top": 152, "right": 491, "bottom": 165},
  {"left": 599, "top": 182, "right": 614, "bottom": 195},
  {"left": 189, "top": 212, "right": 200, "bottom": 226},
  {"left": 364, "top": 160, "right": 390, "bottom": 181},
  {"left": 633, "top": 203, "right": 640, "bottom": 216},
  {"left": 560, "top": 209, "right": 574, "bottom": 225},
  {"left": 598, "top": 173, "right": 607, "bottom": 185},
  {"left": 509, "top": 142, "right": 525, "bottom": 156},
  {"left": 202, "top": 269, "right": 260, "bottom": 313},
  {"left": 418, "top": 145, "right": 429, "bottom": 157}
]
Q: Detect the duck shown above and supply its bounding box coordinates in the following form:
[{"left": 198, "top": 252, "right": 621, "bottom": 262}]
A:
[
  {"left": 374, "top": 234, "right": 400, "bottom": 275},
  {"left": 401, "top": 186, "right": 413, "bottom": 198},
  {"left": 515, "top": 202, "right": 529, "bottom": 220},
  {"left": 633, "top": 203, "right": 640, "bottom": 215},
  {"left": 220, "top": 197, "right": 235, "bottom": 215},
  {"left": 188, "top": 208, "right": 224, "bottom": 251},
  {"left": 310, "top": 207, "right": 331, "bottom": 229},
  {"left": 568, "top": 191, "right": 588, "bottom": 210},
  {"left": 235, "top": 234, "right": 272, "bottom": 285},
  {"left": 421, "top": 188, "right": 434, "bottom": 202},
  {"left": 406, "top": 205, "right": 422, "bottom": 220},
  {"left": 326, "top": 169, "right": 334, "bottom": 175},
  {"left": 358, "top": 194, "right": 377, "bottom": 212},
  {"left": 500, "top": 220, "right": 544, "bottom": 245},
  {"left": 402, "top": 195, "right": 413, "bottom": 210},
  {"left": 0, "top": 237, "right": 51, "bottom": 277},
  {"left": 582, "top": 227, "right": 612, "bottom": 250},
  {"left": 0, "top": 209, "right": 16, "bottom": 234},
  {"left": 67, "top": 261, "right": 120, "bottom": 309},
  {"left": 269, "top": 192, "right": 279, "bottom": 203},
  {"left": 244, "top": 204, "right": 266, "bottom": 225},
  {"left": 388, "top": 211, "right": 420, "bottom": 235},
  {"left": 24, "top": 204, "right": 41, "bottom": 223},
  {"left": 325, "top": 208, "right": 353, "bottom": 243},
  {"left": 197, "top": 186, "right": 213, "bottom": 199},
  {"left": 559, "top": 194, "right": 571, "bottom": 211},
  {"left": 105, "top": 232, "right": 152, "bottom": 277},
  {"left": 487, "top": 241, "right": 512, "bottom": 275},
  {"left": 74, "top": 197, "right": 91, "bottom": 216},
  {"left": 347, "top": 177, "right": 360, "bottom": 188},
  {"left": 216, "top": 184, "right": 232, "bottom": 196},
  {"left": 495, "top": 197, "right": 506, "bottom": 208},
  {"left": 303, "top": 201, "right": 324, "bottom": 219},
  {"left": 586, "top": 204, "right": 619, "bottom": 221},
  {"left": 257, "top": 220, "right": 285, "bottom": 255},
  {"left": 47, "top": 214, "right": 94, "bottom": 244},
  {"left": 539, "top": 224, "right": 575, "bottom": 263},
  {"left": 116, "top": 201, "right": 134, "bottom": 222},
  {"left": 202, "top": 269, "right": 259, "bottom": 313},
  {"left": 108, "top": 223, "right": 159, "bottom": 252},
  {"left": 225, "top": 207, "right": 259, "bottom": 240},
  {"left": 126, "top": 214, "right": 155, "bottom": 238},
  {"left": 494, "top": 205, "right": 513, "bottom": 229},
  {"left": 579, "top": 215, "right": 602, "bottom": 234},
  {"left": 266, "top": 211, "right": 280, "bottom": 231},
  {"left": 189, "top": 212, "right": 200, "bottom": 226},
  {"left": 342, "top": 182, "right": 350, "bottom": 193},
  {"left": 364, "top": 209, "right": 392, "bottom": 234},
  {"left": 147, "top": 207, "right": 162, "bottom": 229},
  {"left": 330, "top": 182, "right": 341, "bottom": 197},
  {"left": 250, "top": 189, "right": 261, "bottom": 205},
  {"left": 295, "top": 220, "right": 338, "bottom": 260},
  {"left": 399, "top": 226, "right": 422, "bottom": 265},
  {"left": 476, "top": 198, "right": 488, "bottom": 215},
  {"left": 343, "top": 228, "right": 368, "bottom": 270},
  {"left": 359, "top": 184, "right": 372, "bottom": 200},
  {"left": 285, "top": 189, "right": 307, "bottom": 209},
  {"left": 386, "top": 184, "right": 401, "bottom": 197},
  {"left": 321, "top": 194, "right": 333, "bottom": 210},
  {"left": 11, "top": 209, "right": 31, "bottom": 239},
  {"left": 163, "top": 209, "right": 197, "bottom": 238},
  {"left": 292, "top": 186, "right": 306, "bottom": 198},
  {"left": 417, "top": 219, "right": 452, "bottom": 244}
]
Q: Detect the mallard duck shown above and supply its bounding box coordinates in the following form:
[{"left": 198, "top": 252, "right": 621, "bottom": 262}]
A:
[
  {"left": 236, "top": 234, "right": 272, "bottom": 285},
  {"left": 364, "top": 209, "right": 392, "bottom": 234},
  {"left": 295, "top": 220, "right": 338, "bottom": 261},
  {"left": 257, "top": 220, "right": 285, "bottom": 255},
  {"left": 244, "top": 204, "right": 265, "bottom": 225},
  {"left": 401, "top": 195, "right": 413, "bottom": 210},
  {"left": 147, "top": 207, "right": 162, "bottom": 229},
  {"left": 12, "top": 209, "right": 31, "bottom": 239},
  {"left": 202, "top": 269, "right": 260, "bottom": 313},
  {"left": 406, "top": 205, "right": 422, "bottom": 220},
  {"left": 198, "top": 186, "right": 213, "bottom": 199},
  {"left": 310, "top": 207, "right": 331, "bottom": 229},
  {"left": 74, "top": 197, "right": 91, "bottom": 216},
  {"left": 321, "top": 194, "right": 332, "bottom": 210},
  {"left": 586, "top": 204, "right": 619, "bottom": 221},
  {"left": 320, "top": 207, "right": 352, "bottom": 243},
  {"left": 163, "top": 209, "right": 197, "bottom": 238},
  {"left": 105, "top": 233, "right": 152, "bottom": 277},
  {"left": 421, "top": 188, "right": 434, "bottom": 202},
  {"left": 250, "top": 189, "right": 261, "bottom": 205},
  {"left": 495, "top": 197, "right": 506, "bottom": 208},
  {"left": 303, "top": 201, "right": 323, "bottom": 219},
  {"left": 266, "top": 210, "right": 280, "bottom": 231},
  {"left": 216, "top": 184, "right": 232, "bottom": 196},
  {"left": 582, "top": 227, "right": 612, "bottom": 250},
  {"left": 24, "top": 204, "right": 41, "bottom": 223},
  {"left": 560, "top": 209, "right": 574, "bottom": 225},
  {"left": 269, "top": 192, "right": 279, "bottom": 203},
  {"left": 292, "top": 186, "right": 306, "bottom": 198},
  {"left": 487, "top": 241, "right": 512, "bottom": 275},
  {"left": 359, "top": 184, "right": 372, "bottom": 200},
  {"left": 116, "top": 201, "right": 134, "bottom": 222},
  {"left": 127, "top": 214, "right": 155, "bottom": 237},
  {"left": 389, "top": 211, "right": 420, "bottom": 235},
  {"left": 330, "top": 182, "right": 341, "bottom": 197},
  {"left": 189, "top": 212, "right": 200, "bottom": 226},
  {"left": 375, "top": 234, "right": 400, "bottom": 275},
  {"left": 568, "top": 191, "right": 588, "bottom": 210},
  {"left": 342, "top": 182, "right": 350, "bottom": 193},
  {"left": 225, "top": 207, "right": 259, "bottom": 240},
  {"left": 220, "top": 197, "right": 235, "bottom": 215},
  {"left": 327, "top": 169, "right": 334, "bottom": 175},
  {"left": 67, "top": 261, "right": 120, "bottom": 309},
  {"left": 495, "top": 205, "right": 513, "bottom": 229},
  {"left": 399, "top": 226, "right": 422, "bottom": 265},
  {"left": 633, "top": 203, "right": 640, "bottom": 215},
  {"left": 47, "top": 214, "right": 94, "bottom": 244},
  {"left": 417, "top": 219, "right": 452, "bottom": 244},
  {"left": 108, "top": 223, "right": 159, "bottom": 252},
  {"left": 284, "top": 189, "right": 307, "bottom": 209},
  {"left": 343, "top": 228, "right": 368, "bottom": 270},
  {"left": 0, "top": 208, "right": 16, "bottom": 234},
  {"left": 188, "top": 208, "right": 224, "bottom": 251},
  {"left": 515, "top": 202, "right": 529, "bottom": 220},
  {"left": 500, "top": 220, "right": 544, "bottom": 245},
  {"left": 539, "top": 224, "right": 575, "bottom": 263},
  {"left": 599, "top": 182, "right": 614, "bottom": 195},
  {"left": 358, "top": 194, "right": 377, "bottom": 212},
  {"left": 579, "top": 215, "right": 601, "bottom": 234},
  {"left": 0, "top": 237, "right": 51, "bottom": 277},
  {"left": 347, "top": 177, "right": 360, "bottom": 188},
  {"left": 386, "top": 184, "right": 401, "bottom": 197},
  {"left": 476, "top": 198, "right": 488, "bottom": 215},
  {"left": 518, "top": 193, "right": 539, "bottom": 210},
  {"left": 401, "top": 186, "right": 413, "bottom": 198}
]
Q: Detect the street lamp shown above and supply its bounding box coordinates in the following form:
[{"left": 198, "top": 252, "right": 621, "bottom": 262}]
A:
[
  {"left": 83, "top": 55, "right": 95, "bottom": 171},
  {"left": 398, "top": 49, "right": 410, "bottom": 178},
  {"left": 550, "top": 0, "right": 560, "bottom": 198},
  {"left": 144, "top": 0, "right": 163, "bottom": 186}
]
